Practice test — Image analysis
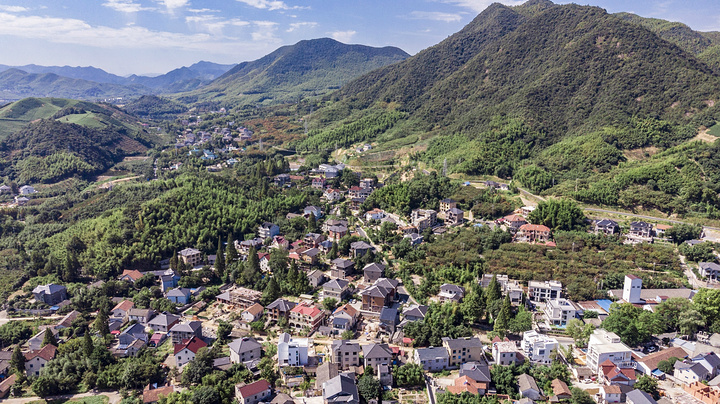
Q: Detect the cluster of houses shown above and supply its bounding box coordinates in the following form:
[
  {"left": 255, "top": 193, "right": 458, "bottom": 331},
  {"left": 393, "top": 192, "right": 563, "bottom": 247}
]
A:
[{"left": 0, "top": 184, "right": 37, "bottom": 206}]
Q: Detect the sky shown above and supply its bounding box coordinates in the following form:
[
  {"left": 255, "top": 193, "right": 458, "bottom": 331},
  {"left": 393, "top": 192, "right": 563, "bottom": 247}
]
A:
[{"left": 0, "top": 0, "right": 718, "bottom": 76}]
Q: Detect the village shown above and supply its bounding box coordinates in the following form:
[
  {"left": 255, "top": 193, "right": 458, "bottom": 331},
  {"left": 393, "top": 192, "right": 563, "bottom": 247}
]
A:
[{"left": 1, "top": 154, "right": 720, "bottom": 404}]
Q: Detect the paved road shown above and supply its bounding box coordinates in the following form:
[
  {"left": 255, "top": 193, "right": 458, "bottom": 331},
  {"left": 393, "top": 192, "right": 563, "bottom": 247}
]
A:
[
  {"left": 584, "top": 208, "right": 720, "bottom": 231},
  {"left": 0, "top": 311, "right": 63, "bottom": 326}
]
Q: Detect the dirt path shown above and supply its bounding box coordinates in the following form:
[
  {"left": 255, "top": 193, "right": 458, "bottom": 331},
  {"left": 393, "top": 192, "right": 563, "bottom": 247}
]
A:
[
  {"left": 2, "top": 390, "right": 122, "bottom": 404},
  {"left": 98, "top": 176, "right": 140, "bottom": 189}
]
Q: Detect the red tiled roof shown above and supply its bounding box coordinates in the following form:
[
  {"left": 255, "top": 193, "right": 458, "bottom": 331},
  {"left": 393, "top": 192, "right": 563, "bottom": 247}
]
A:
[
  {"left": 446, "top": 376, "right": 487, "bottom": 395},
  {"left": 237, "top": 379, "right": 271, "bottom": 398},
  {"left": 519, "top": 224, "right": 551, "bottom": 232},
  {"left": 291, "top": 303, "right": 322, "bottom": 317},
  {"left": 112, "top": 299, "right": 134, "bottom": 312},
  {"left": 24, "top": 344, "right": 57, "bottom": 361},
  {"left": 174, "top": 336, "right": 207, "bottom": 355},
  {"left": 503, "top": 214, "right": 526, "bottom": 222},
  {"left": 121, "top": 269, "right": 144, "bottom": 281},
  {"left": 143, "top": 386, "right": 174, "bottom": 403},
  {"left": 334, "top": 303, "right": 357, "bottom": 317}
]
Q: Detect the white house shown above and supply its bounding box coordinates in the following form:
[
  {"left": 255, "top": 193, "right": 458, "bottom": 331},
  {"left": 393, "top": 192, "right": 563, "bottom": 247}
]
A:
[
  {"left": 174, "top": 336, "right": 207, "bottom": 367},
  {"left": 522, "top": 331, "right": 559, "bottom": 365},
  {"left": 587, "top": 329, "right": 633, "bottom": 374},
  {"left": 528, "top": 280, "right": 562, "bottom": 302},
  {"left": 277, "top": 332, "right": 309, "bottom": 367},
  {"left": 543, "top": 298, "right": 578, "bottom": 326}
]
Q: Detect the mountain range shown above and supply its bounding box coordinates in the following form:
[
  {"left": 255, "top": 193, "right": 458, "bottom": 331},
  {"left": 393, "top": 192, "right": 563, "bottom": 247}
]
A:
[{"left": 179, "top": 38, "right": 409, "bottom": 106}]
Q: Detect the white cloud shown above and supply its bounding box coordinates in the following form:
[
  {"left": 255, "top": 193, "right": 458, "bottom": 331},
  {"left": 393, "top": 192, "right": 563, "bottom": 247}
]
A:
[
  {"left": 103, "top": 0, "right": 152, "bottom": 13},
  {"left": 286, "top": 21, "right": 317, "bottom": 32},
  {"left": 186, "top": 15, "right": 249, "bottom": 35},
  {"left": 409, "top": 11, "right": 462, "bottom": 22},
  {"left": 236, "top": 0, "right": 301, "bottom": 11},
  {"left": 0, "top": 12, "right": 216, "bottom": 50},
  {"left": 442, "top": 0, "right": 523, "bottom": 13},
  {"left": 154, "top": 0, "right": 189, "bottom": 11},
  {"left": 251, "top": 20, "right": 279, "bottom": 42},
  {"left": 0, "top": 5, "right": 28, "bottom": 12},
  {"left": 329, "top": 30, "right": 356, "bottom": 43},
  {"left": 188, "top": 8, "right": 220, "bottom": 13}
]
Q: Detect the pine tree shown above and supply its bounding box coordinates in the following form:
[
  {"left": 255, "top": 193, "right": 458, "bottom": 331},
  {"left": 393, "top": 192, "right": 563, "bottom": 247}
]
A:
[
  {"left": 94, "top": 301, "right": 110, "bottom": 337},
  {"left": 83, "top": 331, "right": 93, "bottom": 357},
  {"left": 42, "top": 329, "right": 57, "bottom": 347},
  {"left": 307, "top": 213, "right": 318, "bottom": 233},
  {"left": 262, "top": 277, "right": 281, "bottom": 305},
  {"left": 10, "top": 345, "right": 24, "bottom": 375},
  {"left": 226, "top": 235, "right": 238, "bottom": 267},
  {"left": 486, "top": 274, "right": 501, "bottom": 302},
  {"left": 215, "top": 236, "right": 225, "bottom": 279},
  {"left": 169, "top": 248, "right": 179, "bottom": 270},
  {"left": 62, "top": 251, "right": 79, "bottom": 283},
  {"left": 494, "top": 295, "right": 512, "bottom": 338},
  {"left": 328, "top": 242, "right": 339, "bottom": 260}
]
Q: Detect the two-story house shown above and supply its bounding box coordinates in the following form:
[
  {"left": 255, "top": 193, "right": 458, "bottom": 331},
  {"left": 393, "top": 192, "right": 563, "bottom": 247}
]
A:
[
  {"left": 229, "top": 337, "right": 262, "bottom": 365},
  {"left": 24, "top": 344, "right": 57, "bottom": 377},
  {"left": 330, "top": 340, "right": 362, "bottom": 369},
  {"left": 289, "top": 303, "right": 325, "bottom": 331},
  {"left": 331, "top": 258, "right": 354, "bottom": 279},
  {"left": 169, "top": 321, "right": 203, "bottom": 344},
  {"left": 322, "top": 279, "right": 350, "bottom": 301},
  {"left": 363, "top": 343, "right": 393, "bottom": 369},
  {"left": 174, "top": 336, "right": 208, "bottom": 368},
  {"left": 266, "top": 298, "right": 296, "bottom": 322}
]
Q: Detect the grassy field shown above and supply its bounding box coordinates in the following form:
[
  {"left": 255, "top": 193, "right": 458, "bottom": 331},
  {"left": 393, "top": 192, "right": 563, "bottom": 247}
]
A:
[
  {"left": 56, "top": 113, "right": 107, "bottom": 129},
  {"left": 707, "top": 123, "right": 720, "bottom": 137},
  {"left": 27, "top": 396, "right": 109, "bottom": 404}
]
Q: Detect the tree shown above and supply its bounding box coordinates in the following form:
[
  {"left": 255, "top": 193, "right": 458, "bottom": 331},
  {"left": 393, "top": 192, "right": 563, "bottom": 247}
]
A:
[
  {"left": 328, "top": 242, "right": 339, "bottom": 260},
  {"left": 62, "top": 251, "right": 80, "bottom": 283},
  {"left": 486, "top": 274, "right": 501, "bottom": 303},
  {"left": 570, "top": 387, "right": 595, "bottom": 404},
  {"left": 565, "top": 319, "right": 595, "bottom": 348},
  {"left": 10, "top": 345, "right": 24, "bottom": 375},
  {"left": 509, "top": 307, "right": 533, "bottom": 334},
  {"left": 83, "top": 332, "right": 94, "bottom": 357},
  {"left": 181, "top": 347, "right": 214, "bottom": 385},
  {"left": 635, "top": 375, "right": 659, "bottom": 399},
  {"left": 42, "top": 329, "right": 57, "bottom": 347},
  {"left": 32, "top": 375, "right": 59, "bottom": 397},
  {"left": 461, "top": 286, "right": 485, "bottom": 323},
  {"left": 693, "top": 288, "right": 720, "bottom": 331},
  {"left": 493, "top": 295, "right": 511, "bottom": 337},
  {"left": 657, "top": 357, "right": 680, "bottom": 374},
  {"left": 226, "top": 235, "right": 238, "bottom": 267},
  {"left": 191, "top": 386, "right": 221, "bottom": 404},
  {"left": 602, "top": 303, "right": 662, "bottom": 346},
  {"left": 656, "top": 297, "right": 692, "bottom": 332},
  {"left": 341, "top": 330, "right": 355, "bottom": 340},
  {"left": 262, "top": 277, "right": 281, "bottom": 306},
  {"left": 666, "top": 223, "right": 702, "bottom": 244},
  {"left": 393, "top": 363, "right": 424, "bottom": 387},
  {"left": 490, "top": 363, "right": 516, "bottom": 395},
  {"left": 323, "top": 298, "right": 338, "bottom": 311},
  {"left": 357, "top": 375, "right": 381, "bottom": 403},
  {"left": 94, "top": 301, "right": 110, "bottom": 337},
  {"left": 678, "top": 308, "right": 705, "bottom": 336},
  {"left": 528, "top": 199, "right": 586, "bottom": 231},
  {"left": 307, "top": 213, "right": 318, "bottom": 233},
  {"left": 215, "top": 237, "right": 225, "bottom": 279},
  {"left": 216, "top": 320, "right": 232, "bottom": 345}
]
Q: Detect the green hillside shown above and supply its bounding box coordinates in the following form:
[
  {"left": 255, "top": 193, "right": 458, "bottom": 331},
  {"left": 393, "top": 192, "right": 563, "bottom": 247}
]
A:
[
  {"left": 293, "top": 0, "right": 720, "bottom": 216},
  {"left": 615, "top": 12, "right": 720, "bottom": 70},
  {"left": 0, "top": 97, "right": 165, "bottom": 183},
  {"left": 179, "top": 38, "right": 409, "bottom": 107}
]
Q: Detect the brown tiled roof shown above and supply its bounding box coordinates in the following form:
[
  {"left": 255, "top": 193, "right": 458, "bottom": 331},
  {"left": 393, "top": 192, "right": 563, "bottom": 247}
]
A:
[
  {"left": 143, "top": 385, "right": 174, "bottom": 403},
  {"left": 121, "top": 269, "right": 144, "bottom": 281},
  {"left": 551, "top": 379, "right": 571, "bottom": 396},
  {"left": 637, "top": 347, "right": 688, "bottom": 371},
  {"left": 244, "top": 303, "right": 264, "bottom": 317},
  {"left": 112, "top": 299, "right": 134, "bottom": 312},
  {"left": 24, "top": 344, "right": 57, "bottom": 361}
]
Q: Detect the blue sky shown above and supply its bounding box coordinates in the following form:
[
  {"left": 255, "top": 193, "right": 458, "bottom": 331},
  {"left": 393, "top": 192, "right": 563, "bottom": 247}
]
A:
[{"left": 0, "top": 0, "right": 718, "bottom": 76}]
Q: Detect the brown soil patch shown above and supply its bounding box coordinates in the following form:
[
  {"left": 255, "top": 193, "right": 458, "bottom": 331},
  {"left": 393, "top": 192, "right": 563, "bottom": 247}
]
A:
[
  {"left": 623, "top": 146, "right": 659, "bottom": 161},
  {"left": 692, "top": 128, "right": 718, "bottom": 144}
]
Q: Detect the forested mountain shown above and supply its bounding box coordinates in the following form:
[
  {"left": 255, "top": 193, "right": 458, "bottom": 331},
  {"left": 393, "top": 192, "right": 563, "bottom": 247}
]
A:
[
  {"left": 615, "top": 13, "right": 720, "bottom": 71},
  {"left": 180, "top": 38, "right": 410, "bottom": 106},
  {"left": 0, "top": 69, "right": 151, "bottom": 101},
  {"left": 123, "top": 95, "right": 189, "bottom": 120},
  {"left": 0, "top": 61, "right": 235, "bottom": 101},
  {"left": 0, "top": 97, "right": 163, "bottom": 183},
  {"left": 295, "top": 0, "right": 720, "bottom": 215}
]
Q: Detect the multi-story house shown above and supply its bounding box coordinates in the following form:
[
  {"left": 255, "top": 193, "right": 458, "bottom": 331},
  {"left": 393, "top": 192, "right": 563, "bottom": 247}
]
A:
[
  {"left": 439, "top": 198, "right": 457, "bottom": 213},
  {"left": 148, "top": 313, "right": 181, "bottom": 333},
  {"left": 411, "top": 209, "right": 437, "bottom": 232},
  {"left": 235, "top": 380, "right": 272, "bottom": 404},
  {"left": 522, "top": 331, "right": 559, "bottom": 365},
  {"left": 265, "top": 298, "right": 296, "bottom": 322},
  {"left": 363, "top": 263, "right": 385, "bottom": 284},
  {"left": 24, "top": 344, "right": 57, "bottom": 377},
  {"left": 331, "top": 304, "right": 358, "bottom": 334},
  {"left": 258, "top": 222, "right": 280, "bottom": 239},
  {"left": 277, "top": 332, "right": 310, "bottom": 367},
  {"left": 363, "top": 343, "right": 393, "bottom": 369},
  {"left": 587, "top": 329, "right": 633, "bottom": 374},
  {"left": 443, "top": 337, "right": 483, "bottom": 368},
  {"left": 169, "top": 321, "right": 203, "bottom": 344},
  {"left": 322, "top": 279, "right": 350, "bottom": 301},
  {"left": 178, "top": 248, "right": 203, "bottom": 267},
  {"left": 516, "top": 224, "right": 551, "bottom": 243},
  {"left": 330, "top": 340, "right": 362, "bottom": 369},
  {"left": 629, "top": 221, "right": 653, "bottom": 240},
  {"left": 595, "top": 219, "right": 620, "bottom": 235},
  {"left": 174, "top": 336, "right": 208, "bottom": 367},
  {"left": 331, "top": 258, "right": 354, "bottom": 279},
  {"left": 229, "top": 337, "right": 262, "bottom": 365},
  {"left": 544, "top": 298, "right": 578, "bottom": 326},
  {"left": 32, "top": 284, "right": 67, "bottom": 305},
  {"left": 360, "top": 278, "right": 398, "bottom": 312},
  {"left": 446, "top": 208, "right": 464, "bottom": 225},
  {"left": 289, "top": 303, "right": 325, "bottom": 331},
  {"left": 528, "top": 280, "right": 562, "bottom": 303},
  {"left": 492, "top": 341, "right": 523, "bottom": 366},
  {"left": 414, "top": 347, "right": 449, "bottom": 371}
]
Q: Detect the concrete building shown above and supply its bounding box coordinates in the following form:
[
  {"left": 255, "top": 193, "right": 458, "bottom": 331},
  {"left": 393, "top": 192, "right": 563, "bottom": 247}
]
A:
[
  {"left": 442, "top": 337, "right": 484, "bottom": 368},
  {"left": 528, "top": 280, "right": 562, "bottom": 303},
  {"left": 229, "top": 337, "right": 263, "bottom": 365},
  {"left": 411, "top": 209, "right": 437, "bottom": 231},
  {"left": 623, "top": 274, "right": 643, "bottom": 304},
  {"left": 32, "top": 284, "right": 67, "bottom": 305},
  {"left": 178, "top": 248, "right": 202, "bottom": 267},
  {"left": 492, "top": 341, "right": 523, "bottom": 366},
  {"left": 587, "top": 329, "right": 633, "bottom": 374},
  {"left": 522, "top": 331, "right": 559, "bottom": 365},
  {"left": 543, "top": 298, "right": 578, "bottom": 326},
  {"left": 414, "top": 347, "right": 449, "bottom": 371},
  {"left": 362, "top": 343, "right": 393, "bottom": 369},
  {"left": 330, "top": 340, "right": 361, "bottom": 369},
  {"left": 235, "top": 380, "right": 272, "bottom": 404},
  {"left": 258, "top": 222, "right": 280, "bottom": 239},
  {"left": 277, "top": 332, "right": 309, "bottom": 367}
]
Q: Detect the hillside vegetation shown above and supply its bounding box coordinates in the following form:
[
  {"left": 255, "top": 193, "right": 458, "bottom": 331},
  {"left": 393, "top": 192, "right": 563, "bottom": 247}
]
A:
[
  {"left": 298, "top": 0, "right": 720, "bottom": 216},
  {"left": 180, "top": 38, "right": 409, "bottom": 107}
]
